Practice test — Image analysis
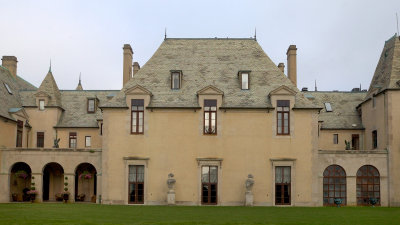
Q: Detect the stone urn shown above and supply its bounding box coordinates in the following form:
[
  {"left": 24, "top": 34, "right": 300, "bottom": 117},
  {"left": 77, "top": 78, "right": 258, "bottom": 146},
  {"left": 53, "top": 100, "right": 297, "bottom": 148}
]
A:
[
  {"left": 369, "top": 198, "right": 378, "bottom": 207},
  {"left": 334, "top": 198, "right": 342, "bottom": 207},
  {"left": 63, "top": 192, "right": 70, "bottom": 203}
]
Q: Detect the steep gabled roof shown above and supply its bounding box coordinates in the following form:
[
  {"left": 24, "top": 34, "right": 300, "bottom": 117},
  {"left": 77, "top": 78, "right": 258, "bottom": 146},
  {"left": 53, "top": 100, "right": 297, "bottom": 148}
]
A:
[
  {"left": 305, "top": 91, "right": 366, "bottom": 129},
  {"left": 0, "top": 67, "right": 24, "bottom": 121},
  {"left": 102, "top": 38, "right": 317, "bottom": 109},
  {"left": 366, "top": 34, "right": 400, "bottom": 99},
  {"left": 36, "top": 70, "right": 62, "bottom": 107}
]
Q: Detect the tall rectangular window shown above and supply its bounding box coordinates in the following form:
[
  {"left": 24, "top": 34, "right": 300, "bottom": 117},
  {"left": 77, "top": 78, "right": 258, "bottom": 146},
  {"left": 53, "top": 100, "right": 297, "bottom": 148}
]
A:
[
  {"left": 131, "top": 99, "right": 144, "bottom": 134},
  {"left": 204, "top": 100, "right": 217, "bottom": 134},
  {"left": 128, "top": 165, "right": 144, "bottom": 204},
  {"left": 100, "top": 123, "right": 103, "bottom": 136},
  {"left": 372, "top": 130, "right": 377, "bottom": 149},
  {"left": 37, "top": 132, "right": 44, "bottom": 148},
  {"left": 277, "top": 100, "right": 290, "bottom": 135},
  {"left": 87, "top": 99, "right": 95, "bottom": 113},
  {"left": 241, "top": 73, "right": 249, "bottom": 90},
  {"left": 201, "top": 166, "right": 218, "bottom": 205},
  {"left": 16, "top": 120, "right": 23, "bottom": 147},
  {"left": 352, "top": 134, "right": 360, "bottom": 150},
  {"left": 333, "top": 134, "right": 339, "bottom": 144},
  {"left": 171, "top": 72, "right": 181, "bottom": 89},
  {"left": 85, "top": 136, "right": 91, "bottom": 147},
  {"left": 275, "top": 166, "right": 291, "bottom": 205},
  {"left": 39, "top": 99, "right": 45, "bottom": 111},
  {"left": 69, "top": 132, "right": 77, "bottom": 148}
]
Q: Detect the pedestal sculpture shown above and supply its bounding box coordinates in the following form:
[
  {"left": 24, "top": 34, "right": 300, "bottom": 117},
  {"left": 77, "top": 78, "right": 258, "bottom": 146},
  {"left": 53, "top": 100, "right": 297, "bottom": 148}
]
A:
[
  {"left": 245, "top": 174, "right": 254, "bottom": 206},
  {"left": 167, "top": 173, "right": 176, "bottom": 205}
]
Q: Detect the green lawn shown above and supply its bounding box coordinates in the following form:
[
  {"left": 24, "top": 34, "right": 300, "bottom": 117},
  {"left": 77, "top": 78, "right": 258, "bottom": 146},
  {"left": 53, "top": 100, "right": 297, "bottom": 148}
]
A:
[{"left": 0, "top": 203, "right": 399, "bottom": 225}]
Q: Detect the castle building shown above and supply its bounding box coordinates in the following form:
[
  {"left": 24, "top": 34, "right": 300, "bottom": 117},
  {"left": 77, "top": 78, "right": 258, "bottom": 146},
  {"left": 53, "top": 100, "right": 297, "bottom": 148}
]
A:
[{"left": 0, "top": 34, "right": 399, "bottom": 206}]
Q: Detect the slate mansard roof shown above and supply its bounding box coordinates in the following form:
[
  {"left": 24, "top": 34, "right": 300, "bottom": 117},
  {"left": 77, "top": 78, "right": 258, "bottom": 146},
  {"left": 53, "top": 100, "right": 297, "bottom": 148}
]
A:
[
  {"left": 304, "top": 91, "right": 366, "bottom": 130},
  {"left": 101, "top": 38, "right": 317, "bottom": 109}
]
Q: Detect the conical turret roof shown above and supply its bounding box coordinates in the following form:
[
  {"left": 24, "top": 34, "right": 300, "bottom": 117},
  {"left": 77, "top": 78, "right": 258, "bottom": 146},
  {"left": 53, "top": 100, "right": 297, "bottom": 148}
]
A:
[{"left": 36, "top": 70, "right": 62, "bottom": 107}]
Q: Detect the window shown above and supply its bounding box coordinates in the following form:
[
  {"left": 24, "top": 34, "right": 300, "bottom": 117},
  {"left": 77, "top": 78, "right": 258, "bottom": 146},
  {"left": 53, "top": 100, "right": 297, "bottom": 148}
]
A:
[
  {"left": 87, "top": 99, "right": 96, "bottom": 113},
  {"left": 131, "top": 99, "right": 144, "bottom": 134},
  {"left": 85, "top": 136, "right": 91, "bottom": 147},
  {"left": 128, "top": 165, "right": 144, "bottom": 204},
  {"left": 100, "top": 123, "right": 103, "bottom": 136},
  {"left": 39, "top": 99, "right": 45, "bottom": 111},
  {"left": 201, "top": 166, "right": 218, "bottom": 205},
  {"left": 324, "top": 103, "right": 332, "bottom": 112},
  {"left": 4, "top": 83, "right": 12, "bottom": 94},
  {"left": 241, "top": 73, "right": 249, "bottom": 90},
  {"left": 37, "top": 132, "right": 44, "bottom": 148},
  {"left": 275, "top": 166, "right": 291, "bottom": 205},
  {"left": 323, "top": 165, "right": 346, "bottom": 206},
  {"left": 171, "top": 72, "right": 181, "bottom": 89},
  {"left": 204, "top": 100, "right": 217, "bottom": 134},
  {"left": 356, "top": 165, "right": 380, "bottom": 206},
  {"left": 372, "top": 96, "right": 376, "bottom": 108},
  {"left": 333, "top": 134, "right": 339, "bottom": 144},
  {"left": 352, "top": 134, "right": 360, "bottom": 150},
  {"left": 16, "top": 120, "right": 23, "bottom": 147},
  {"left": 277, "top": 100, "right": 290, "bottom": 135},
  {"left": 69, "top": 132, "right": 77, "bottom": 148},
  {"left": 372, "top": 130, "right": 377, "bottom": 149}
]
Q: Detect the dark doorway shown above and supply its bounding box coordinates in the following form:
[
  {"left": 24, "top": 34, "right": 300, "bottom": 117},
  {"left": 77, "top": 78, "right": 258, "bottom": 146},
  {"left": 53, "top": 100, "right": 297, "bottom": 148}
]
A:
[
  {"left": 128, "top": 165, "right": 144, "bottom": 204},
  {"left": 42, "top": 162, "right": 64, "bottom": 201},
  {"left": 201, "top": 166, "right": 218, "bottom": 205},
  {"left": 75, "top": 163, "right": 97, "bottom": 202},
  {"left": 10, "top": 162, "right": 32, "bottom": 202},
  {"left": 275, "top": 166, "right": 291, "bottom": 205},
  {"left": 43, "top": 169, "right": 50, "bottom": 200},
  {"left": 352, "top": 134, "right": 360, "bottom": 150}
]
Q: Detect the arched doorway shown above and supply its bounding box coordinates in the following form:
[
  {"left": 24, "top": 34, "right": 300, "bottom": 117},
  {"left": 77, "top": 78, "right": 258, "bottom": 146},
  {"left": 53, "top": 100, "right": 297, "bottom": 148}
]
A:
[
  {"left": 10, "top": 162, "right": 32, "bottom": 202},
  {"left": 356, "top": 165, "right": 380, "bottom": 206},
  {"left": 75, "top": 163, "right": 97, "bottom": 202},
  {"left": 323, "top": 165, "right": 346, "bottom": 206},
  {"left": 42, "top": 162, "right": 64, "bottom": 201}
]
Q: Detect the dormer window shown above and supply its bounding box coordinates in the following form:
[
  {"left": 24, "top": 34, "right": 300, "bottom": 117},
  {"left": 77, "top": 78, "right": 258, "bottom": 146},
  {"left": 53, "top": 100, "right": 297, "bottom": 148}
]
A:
[
  {"left": 4, "top": 82, "right": 12, "bottom": 94},
  {"left": 87, "top": 99, "right": 96, "bottom": 113},
  {"left": 324, "top": 103, "right": 332, "bottom": 112},
  {"left": 39, "top": 99, "right": 45, "bottom": 111},
  {"left": 238, "top": 71, "right": 251, "bottom": 90},
  {"left": 171, "top": 71, "right": 181, "bottom": 89}
]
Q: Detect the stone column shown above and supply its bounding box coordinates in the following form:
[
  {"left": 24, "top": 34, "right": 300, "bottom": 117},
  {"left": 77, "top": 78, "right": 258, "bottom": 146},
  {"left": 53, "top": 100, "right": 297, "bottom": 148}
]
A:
[
  {"left": 167, "top": 173, "right": 176, "bottom": 205},
  {"left": 64, "top": 173, "right": 75, "bottom": 203},
  {"left": 32, "top": 173, "right": 42, "bottom": 203},
  {"left": 245, "top": 174, "right": 254, "bottom": 206},
  {"left": 347, "top": 176, "right": 356, "bottom": 206},
  {"left": 96, "top": 173, "right": 102, "bottom": 204}
]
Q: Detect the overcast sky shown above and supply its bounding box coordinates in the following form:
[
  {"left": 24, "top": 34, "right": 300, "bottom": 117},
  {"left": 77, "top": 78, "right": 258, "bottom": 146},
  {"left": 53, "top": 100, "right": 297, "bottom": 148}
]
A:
[{"left": 1, "top": 0, "right": 399, "bottom": 91}]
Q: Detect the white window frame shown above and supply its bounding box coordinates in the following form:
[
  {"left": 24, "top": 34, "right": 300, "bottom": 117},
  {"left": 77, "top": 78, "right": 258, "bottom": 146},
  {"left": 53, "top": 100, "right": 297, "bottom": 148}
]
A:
[
  {"left": 39, "top": 99, "right": 45, "bottom": 111},
  {"left": 85, "top": 136, "right": 91, "bottom": 147}
]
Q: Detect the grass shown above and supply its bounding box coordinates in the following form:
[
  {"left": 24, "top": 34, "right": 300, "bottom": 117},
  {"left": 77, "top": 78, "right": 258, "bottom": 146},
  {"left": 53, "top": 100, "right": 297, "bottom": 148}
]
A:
[{"left": 0, "top": 203, "right": 399, "bottom": 225}]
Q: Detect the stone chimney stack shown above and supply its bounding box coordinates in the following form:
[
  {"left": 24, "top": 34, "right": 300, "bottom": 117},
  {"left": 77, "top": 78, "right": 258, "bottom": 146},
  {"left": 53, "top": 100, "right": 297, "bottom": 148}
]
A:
[
  {"left": 278, "top": 63, "right": 285, "bottom": 73},
  {"left": 286, "top": 45, "right": 297, "bottom": 86},
  {"left": 123, "top": 44, "right": 133, "bottom": 86},
  {"left": 2, "top": 56, "right": 18, "bottom": 78},
  {"left": 133, "top": 62, "right": 140, "bottom": 75}
]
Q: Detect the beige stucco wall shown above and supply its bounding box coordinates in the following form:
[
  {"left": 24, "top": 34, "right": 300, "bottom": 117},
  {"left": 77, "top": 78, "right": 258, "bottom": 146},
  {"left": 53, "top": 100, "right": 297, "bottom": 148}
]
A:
[
  {"left": 319, "top": 130, "right": 364, "bottom": 150},
  {"left": 0, "top": 119, "right": 16, "bottom": 148},
  {"left": 101, "top": 95, "right": 320, "bottom": 206},
  {"left": 25, "top": 107, "right": 62, "bottom": 148},
  {"left": 56, "top": 128, "right": 102, "bottom": 149},
  {"left": 361, "top": 93, "right": 386, "bottom": 150},
  {"left": 387, "top": 91, "right": 400, "bottom": 206},
  {"left": 0, "top": 148, "right": 101, "bottom": 203}
]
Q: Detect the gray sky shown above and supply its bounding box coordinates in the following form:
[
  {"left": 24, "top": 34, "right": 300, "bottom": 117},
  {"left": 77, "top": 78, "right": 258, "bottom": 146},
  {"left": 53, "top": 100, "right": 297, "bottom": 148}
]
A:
[{"left": 1, "top": 0, "right": 399, "bottom": 91}]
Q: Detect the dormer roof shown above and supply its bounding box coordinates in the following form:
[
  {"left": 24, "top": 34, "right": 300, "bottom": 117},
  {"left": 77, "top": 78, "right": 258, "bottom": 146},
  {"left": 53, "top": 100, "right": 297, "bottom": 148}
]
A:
[{"left": 36, "top": 71, "right": 62, "bottom": 107}]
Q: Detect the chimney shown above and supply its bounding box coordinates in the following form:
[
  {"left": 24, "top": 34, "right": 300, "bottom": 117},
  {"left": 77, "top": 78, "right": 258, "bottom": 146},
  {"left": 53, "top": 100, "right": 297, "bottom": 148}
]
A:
[
  {"left": 2, "top": 56, "right": 18, "bottom": 78},
  {"left": 123, "top": 44, "right": 133, "bottom": 86},
  {"left": 278, "top": 63, "right": 285, "bottom": 73},
  {"left": 133, "top": 62, "right": 140, "bottom": 75},
  {"left": 286, "top": 45, "right": 297, "bottom": 87}
]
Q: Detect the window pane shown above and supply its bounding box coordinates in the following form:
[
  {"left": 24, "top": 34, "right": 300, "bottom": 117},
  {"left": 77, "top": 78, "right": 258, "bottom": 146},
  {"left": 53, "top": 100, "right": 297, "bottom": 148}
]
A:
[
  {"left": 88, "top": 99, "right": 95, "bottom": 112},
  {"left": 138, "top": 125, "right": 143, "bottom": 133},
  {"left": 39, "top": 100, "right": 45, "bottom": 110},
  {"left": 172, "top": 73, "right": 180, "bottom": 89},
  {"left": 137, "top": 166, "right": 144, "bottom": 182},
  {"left": 283, "top": 167, "right": 291, "bottom": 183},
  {"left": 275, "top": 168, "right": 282, "bottom": 183},
  {"left": 242, "top": 73, "right": 248, "bottom": 89},
  {"left": 210, "top": 167, "right": 218, "bottom": 183},
  {"left": 85, "top": 136, "right": 91, "bottom": 147},
  {"left": 202, "top": 167, "right": 209, "bottom": 182}
]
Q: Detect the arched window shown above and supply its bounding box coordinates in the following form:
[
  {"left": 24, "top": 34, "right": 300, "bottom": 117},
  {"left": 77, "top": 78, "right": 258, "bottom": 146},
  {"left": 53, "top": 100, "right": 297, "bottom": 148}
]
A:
[
  {"left": 323, "top": 165, "right": 346, "bottom": 206},
  {"left": 357, "top": 165, "right": 380, "bottom": 206}
]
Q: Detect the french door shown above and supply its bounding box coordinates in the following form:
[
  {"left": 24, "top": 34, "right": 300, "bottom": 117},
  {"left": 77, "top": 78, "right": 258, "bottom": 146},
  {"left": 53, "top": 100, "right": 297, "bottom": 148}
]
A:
[
  {"left": 128, "top": 165, "right": 144, "bottom": 204},
  {"left": 275, "top": 166, "right": 291, "bottom": 205},
  {"left": 201, "top": 166, "right": 218, "bottom": 205}
]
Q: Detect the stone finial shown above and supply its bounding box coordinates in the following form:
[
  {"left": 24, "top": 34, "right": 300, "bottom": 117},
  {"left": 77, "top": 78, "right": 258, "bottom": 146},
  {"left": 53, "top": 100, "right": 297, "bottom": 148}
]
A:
[
  {"left": 245, "top": 174, "right": 254, "bottom": 192},
  {"left": 167, "top": 173, "right": 176, "bottom": 190}
]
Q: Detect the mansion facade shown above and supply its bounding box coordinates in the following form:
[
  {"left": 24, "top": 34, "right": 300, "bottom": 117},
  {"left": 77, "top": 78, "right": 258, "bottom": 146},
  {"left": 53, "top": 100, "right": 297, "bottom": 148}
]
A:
[{"left": 0, "top": 34, "right": 399, "bottom": 206}]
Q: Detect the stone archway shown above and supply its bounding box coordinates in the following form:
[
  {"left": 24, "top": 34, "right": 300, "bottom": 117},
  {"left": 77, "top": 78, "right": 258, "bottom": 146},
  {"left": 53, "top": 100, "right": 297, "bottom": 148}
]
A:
[
  {"left": 10, "top": 162, "right": 32, "bottom": 202},
  {"left": 75, "top": 163, "right": 97, "bottom": 202},
  {"left": 42, "top": 162, "right": 64, "bottom": 201}
]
